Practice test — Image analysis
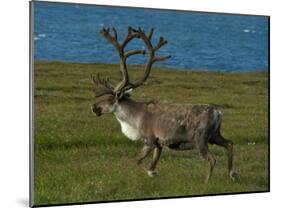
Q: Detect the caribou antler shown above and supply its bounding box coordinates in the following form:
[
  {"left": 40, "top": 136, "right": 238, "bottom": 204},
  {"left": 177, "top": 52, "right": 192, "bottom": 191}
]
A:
[
  {"left": 100, "top": 26, "right": 145, "bottom": 92},
  {"left": 99, "top": 26, "right": 171, "bottom": 94},
  {"left": 91, "top": 73, "right": 115, "bottom": 97},
  {"left": 128, "top": 27, "right": 171, "bottom": 90}
]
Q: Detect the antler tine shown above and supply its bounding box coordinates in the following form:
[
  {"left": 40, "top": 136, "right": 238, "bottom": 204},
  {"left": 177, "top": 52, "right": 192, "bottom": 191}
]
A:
[
  {"left": 101, "top": 77, "right": 106, "bottom": 88},
  {"left": 130, "top": 26, "right": 139, "bottom": 33},
  {"left": 100, "top": 27, "right": 120, "bottom": 50},
  {"left": 98, "top": 73, "right": 108, "bottom": 87},
  {"left": 103, "top": 77, "right": 111, "bottom": 89},
  {"left": 100, "top": 27, "right": 110, "bottom": 40},
  {"left": 124, "top": 49, "right": 146, "bottom": 58},
  {"left": 123, "top": 27, "right": 170, "bottom": 90},
  {"left": 147, "top": 28, "right": 154, "bottom": 41},
  {"left": 91, "top": 74, "right": 95, "bottom": 84},
  {"left": 128, "top": 26, "right": 133, "bottom": 35},
  {"left": 102, "top": 78, "right": 108, "bottom": 86},
  {"left": 153, "top": 55, "right": 172, "bottom": 63},
  {"left": 96, "top": 73, "right": 101, "bottom": 85},
  {"left": 91, "top": 72, "right": 114, "bottom": 92},
  {"left": 112, "top": 27, "right": 118, "bottom": 40},
  {"left": 91, "top": 73, "right": 100, "bottom": 86},
  {"left": 121, "top": 26, "right": 139, "bottom": 49},
  {"left": 154, "top": 36, "right": 168, "bottom": 51}
]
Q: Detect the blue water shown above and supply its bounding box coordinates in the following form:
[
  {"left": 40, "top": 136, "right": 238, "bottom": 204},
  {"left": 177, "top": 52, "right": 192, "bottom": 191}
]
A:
[{"left": 33, "top": 2, "right": 269, "bottom": 72}]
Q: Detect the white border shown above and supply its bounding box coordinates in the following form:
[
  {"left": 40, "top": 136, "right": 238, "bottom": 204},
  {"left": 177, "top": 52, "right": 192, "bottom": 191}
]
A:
[
  {"left": 1, "top": 0, "right": 280, "bottom": 208},
  {"left": 36, "top": 0, "right": 272, "bottom": 16},
  {"left": 29, "top": 2, "right": 34, "bottom": 206}
]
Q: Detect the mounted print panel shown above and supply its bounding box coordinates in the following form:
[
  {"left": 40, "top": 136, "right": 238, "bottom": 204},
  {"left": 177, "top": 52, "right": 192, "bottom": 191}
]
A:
[{"left": 30, "top": 1, "right": 269, "bottom": 207}]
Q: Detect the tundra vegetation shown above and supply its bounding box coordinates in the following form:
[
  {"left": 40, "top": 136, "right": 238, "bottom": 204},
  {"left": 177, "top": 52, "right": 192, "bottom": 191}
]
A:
[{"left": 34, "top": 61, "right": 268, "bottom": 205}]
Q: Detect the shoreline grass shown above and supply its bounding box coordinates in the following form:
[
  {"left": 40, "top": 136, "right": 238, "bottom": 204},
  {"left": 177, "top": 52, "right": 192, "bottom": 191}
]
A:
[{"left": 34, "top": 61, "right": 269, "bottom": 205}]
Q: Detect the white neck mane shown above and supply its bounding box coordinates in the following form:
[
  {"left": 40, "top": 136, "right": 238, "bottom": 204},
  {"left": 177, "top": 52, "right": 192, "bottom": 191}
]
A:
[{"left": 114, "top": 104, "right": 141, "bottom": 141}]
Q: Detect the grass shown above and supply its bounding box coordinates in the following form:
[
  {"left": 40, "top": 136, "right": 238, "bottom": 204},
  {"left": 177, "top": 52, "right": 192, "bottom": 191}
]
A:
[{"left": 33, "top": 61, "right": 269, "bottom": 206}]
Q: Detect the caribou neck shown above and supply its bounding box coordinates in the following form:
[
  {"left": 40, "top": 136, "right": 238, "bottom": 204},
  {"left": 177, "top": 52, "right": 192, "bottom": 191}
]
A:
[{"left": 114, "top": 98, "right": 143, "bottom": 125}]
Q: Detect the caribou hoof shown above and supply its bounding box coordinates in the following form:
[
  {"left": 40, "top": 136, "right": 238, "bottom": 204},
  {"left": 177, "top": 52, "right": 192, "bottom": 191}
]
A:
[{"left": 147, "top": 170, "right": 158, "bottom": 177}]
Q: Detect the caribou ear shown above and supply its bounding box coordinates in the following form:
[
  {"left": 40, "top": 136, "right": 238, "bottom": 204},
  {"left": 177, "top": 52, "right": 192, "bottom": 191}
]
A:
[
  {"left": 116, "top": 88, "right": 133, "bottom": 100},
  {"left": 123, "top": 88, "right": 133, "bottom": 96}
]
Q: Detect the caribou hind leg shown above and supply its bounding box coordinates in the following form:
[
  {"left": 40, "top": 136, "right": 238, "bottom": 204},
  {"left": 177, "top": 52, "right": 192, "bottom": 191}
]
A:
[
  {"left": 199, "top": 147, "right": 216, "bottom": 183},
  {"left": 195, "top": 134, "right": 216, "bottom": 183},
  {"left": 210, "top": 133, "right": 238, "bottom": 181}
]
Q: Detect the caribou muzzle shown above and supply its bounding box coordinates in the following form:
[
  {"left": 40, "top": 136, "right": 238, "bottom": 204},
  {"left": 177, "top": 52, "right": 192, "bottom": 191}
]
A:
[{"left": 92, "top": 104, "right": 102, "bottom": 116}]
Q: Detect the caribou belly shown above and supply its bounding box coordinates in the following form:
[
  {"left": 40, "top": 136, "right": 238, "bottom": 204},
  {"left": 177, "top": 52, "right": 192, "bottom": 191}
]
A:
[{"left": 116, "top": 118, "right": 140, "bottom": 141}]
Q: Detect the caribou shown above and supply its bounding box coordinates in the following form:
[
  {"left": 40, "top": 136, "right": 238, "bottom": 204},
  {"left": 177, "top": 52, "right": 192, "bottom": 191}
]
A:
[{"left": 91, "top": 26, "right": 238, "bottom": 182}]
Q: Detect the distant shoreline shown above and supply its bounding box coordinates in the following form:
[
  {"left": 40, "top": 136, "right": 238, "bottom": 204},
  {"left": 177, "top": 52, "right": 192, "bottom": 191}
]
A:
[{"left": 33, "top": 60, "right": 268, "bottom": 73}]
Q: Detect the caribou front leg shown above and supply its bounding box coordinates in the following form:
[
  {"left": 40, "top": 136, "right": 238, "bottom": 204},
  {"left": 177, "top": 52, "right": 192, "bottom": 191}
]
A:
[
  {"left": 147, "top": 146, "right": 162, "bottom": 177},
  {"left": 136, "top": 144, "right": 154, "bottom": 173}
]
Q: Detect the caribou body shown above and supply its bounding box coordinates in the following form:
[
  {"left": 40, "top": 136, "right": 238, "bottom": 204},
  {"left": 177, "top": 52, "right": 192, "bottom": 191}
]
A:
[{"left": 91, "top": 26, "right": 237, "bottom": 182}]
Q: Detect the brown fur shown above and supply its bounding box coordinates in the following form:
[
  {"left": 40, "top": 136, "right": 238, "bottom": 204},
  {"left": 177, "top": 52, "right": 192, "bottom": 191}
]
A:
[{"left": 93, "top": 96, "right": 238, "bottom": 182}]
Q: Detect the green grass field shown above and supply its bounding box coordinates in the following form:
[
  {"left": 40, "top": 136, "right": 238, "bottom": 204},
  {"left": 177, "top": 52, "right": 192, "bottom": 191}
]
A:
[{"left": 33, "top": 61, "right": 269, "bottom": 206}]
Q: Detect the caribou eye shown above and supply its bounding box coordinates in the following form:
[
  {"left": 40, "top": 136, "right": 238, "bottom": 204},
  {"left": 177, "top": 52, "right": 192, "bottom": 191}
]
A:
[{"left": 116, "top": 92, "right": 124, "bottom": 100}]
